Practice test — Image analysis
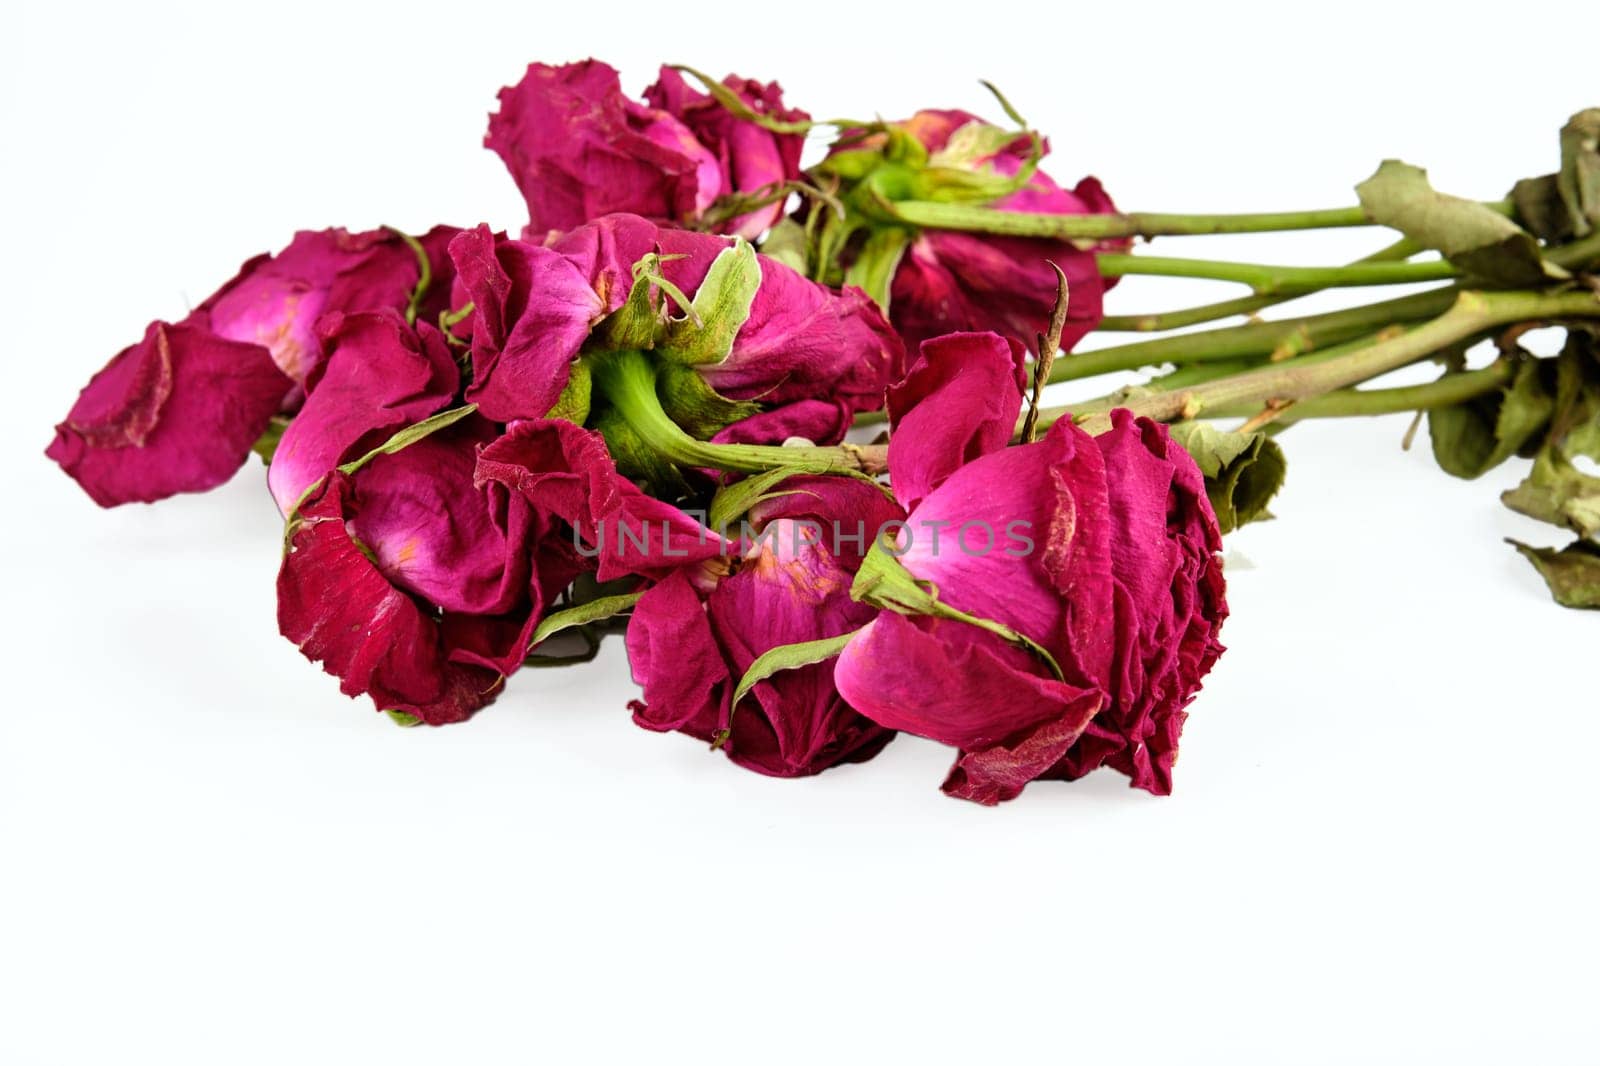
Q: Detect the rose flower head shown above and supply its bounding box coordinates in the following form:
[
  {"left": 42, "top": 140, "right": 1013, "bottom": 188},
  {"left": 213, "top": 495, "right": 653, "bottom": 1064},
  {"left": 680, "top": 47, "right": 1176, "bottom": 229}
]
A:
[
  {"left": 488, "top": 60, "right": 808, "bottom": 241},
  {"left": 809, "top": 105, "right": 1120, "bottom": 355},
  {"left": 48, "top": 226, "right": 458, "bottom": 508},
  {"left": 833, "top": 332, "right": 1228, "bottom": 803},
  {"left": 627, "top": 475, "right": 902, "bottom": 777}
]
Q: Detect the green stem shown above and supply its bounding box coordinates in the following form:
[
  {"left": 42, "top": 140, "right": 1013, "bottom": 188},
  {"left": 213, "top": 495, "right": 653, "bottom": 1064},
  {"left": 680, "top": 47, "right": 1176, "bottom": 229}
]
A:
[
  {"left": 1095, "top": 252, "right": 1457, "bottom": 293},
  {"left": 887, "top": 197, "right": 1515, "bottom": 241},
  {"left": 889, "top": 199, "right": 1376, "bottom": 239},
  {"left": 1048, "top": 358, "right": 1512, "bottom": 431},
  {"left": 1098, "top": 237, "right": 1422, "bottom": 332},
  {"left": 1072, "top": 289, "right": 1600, "bottom": 434},
  {"left": 1051, "top": 287, "right": 1458, "bottom": 383},
  {"left": 1201, "top": 360, "right": 1516, "bottom": 422},
  {"left": 591, "top": 350, "right": 882, "bottom": 475}
]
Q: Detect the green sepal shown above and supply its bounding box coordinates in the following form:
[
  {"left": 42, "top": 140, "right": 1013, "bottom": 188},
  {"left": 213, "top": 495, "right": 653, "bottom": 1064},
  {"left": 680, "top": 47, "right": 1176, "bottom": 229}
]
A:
[
  {"left": 527, "top": 591, "right": 644, "bottom": 655},
  {"left": 707, "top": 465, "right": 821, "bottom": 531},
  {"left": 252, "top": 415, "right": 291, "bottom": 465},
  {"left": 730, "top": 628, "right": 862, "bottom": 712},
  {"left": 338, "top": 405, "right": 479, "bottom": 478},
  {"left": 813, "top": 146, "right": 891, "bottom": 183},
  {"left": 596, "top": 255, "right": 675, "bottom": 350},
  {"left": 667, "top": 65, "right": 813, "bottom": 136},
  {"left": 758, "top": 217, "right": 811, "bottom": 274},
  {"left": 284, "top": 404, "right": 480, "bottom": 531},
  {"left": 1167, "top": 421, "right": 1287, "bottom": 534},
  {"left": 547, "top": 360, "right": 591, "bottom": 424},
  {"left": 383, "top": 225, "right": 432, "bottom": 325},
  {"left": 1428, "top": 359, "right": 1554, "bottom": 479},
  {"left": 843, "top": 227, "right": 911, "bottom": 311},
  {"left": 849, "top": 535, "right": 1064, "bottom": 681},
  {"left": 656, "top": 362, "right": 761, "bottom": 440},
  {"left": 659, "top": 239, "right": 762, "bottom": 366},
  {"left": 1508, "top": 538, "right": 1600, "bottom": 609},
  {"left": 385, "top": 710, "right": 422, "bottom": 728},
  {"left": 1356, "top": 160, "right": 1565, "bottom": 286}
]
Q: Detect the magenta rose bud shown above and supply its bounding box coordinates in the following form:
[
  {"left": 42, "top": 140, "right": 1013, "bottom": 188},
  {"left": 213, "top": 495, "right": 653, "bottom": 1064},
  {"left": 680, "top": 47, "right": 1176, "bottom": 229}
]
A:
[
  {"left": 547, "top": 214, "right": 901, "bottom": 437},
  {"left": 486, "top": 60, "right": 723, "bottom": 239},
  {"left": 643, "top": 67, "right": 809, "bottom": 239},
  {"left": 892, "top": 111, "right": 1117, "bottom": 352},
  {"left": 277, "top": 418, "right": 586, "bottom": 724},
  {"left": 47, "top": 322, "right": 292, "bottom": 507},
  {"left": 627, "top": 477, "right": 901, "bottom": 777},
  {"left": 833, "top": 332, "right": 1228, "bottom": 803}
]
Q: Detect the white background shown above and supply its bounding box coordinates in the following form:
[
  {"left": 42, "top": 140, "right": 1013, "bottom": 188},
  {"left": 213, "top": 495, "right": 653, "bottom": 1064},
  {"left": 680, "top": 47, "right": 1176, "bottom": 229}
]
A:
[{"left": 4, "top": 2, "right": 1597, "bottom": 1062}]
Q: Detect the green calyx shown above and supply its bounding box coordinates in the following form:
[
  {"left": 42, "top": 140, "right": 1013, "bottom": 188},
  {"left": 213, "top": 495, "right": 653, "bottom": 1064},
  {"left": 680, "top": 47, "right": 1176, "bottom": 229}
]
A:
[
  {"left": 575, "top": 240, "right": 771, "bottom": 481},
  {"left": 587, "top": 348, "right": 880, "bottom": 485}
]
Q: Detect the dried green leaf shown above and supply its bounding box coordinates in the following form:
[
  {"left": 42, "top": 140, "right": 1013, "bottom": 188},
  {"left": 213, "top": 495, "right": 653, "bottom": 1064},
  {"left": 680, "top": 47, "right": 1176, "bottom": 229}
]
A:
[
  {"left": 1558, "top": 109, "right": 1600, "bottom": 238},
  {"left": 850, "top": 537, "right": 1064, "bottom": 680},
  {"left": 1167, "top": 421, "right": 1286, "bottom": 534},
  {"left": 708, "top": 465, "right": 818, "bottom": 531},
  {"left": 1502, "top": 450, "right": 1600, "bottom": 538},
  {"left": 528, "top": 591, "right": 643, "bottom": 652},
  {"left": 731, "top": 629, "right": 862, "bottom": 710},
  {"left": 1509, "top": 173, "right": 1573, "bottom": 243},
  {"left": 1508, "top": 538, "right": 1600, "bottom": 609},
  {"left": 1357, "top": 160, "right": 1564, "bottom": 286},
  {"left": 1428, "top": 360, "right": 1554, "bottom": 479}
]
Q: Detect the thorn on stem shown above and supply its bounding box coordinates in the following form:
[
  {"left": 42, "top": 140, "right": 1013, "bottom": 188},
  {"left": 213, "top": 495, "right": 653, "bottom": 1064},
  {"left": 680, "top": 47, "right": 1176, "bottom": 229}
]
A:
[
  {"left": 1401, "top": 410, "right": 1425, "bottom": 451},
  {"left": 1020, "top": 263, "right": 1070, "bottom": 444},
  {"left": 1236, "top": 397, "right": 1295, "bottom": 434}
]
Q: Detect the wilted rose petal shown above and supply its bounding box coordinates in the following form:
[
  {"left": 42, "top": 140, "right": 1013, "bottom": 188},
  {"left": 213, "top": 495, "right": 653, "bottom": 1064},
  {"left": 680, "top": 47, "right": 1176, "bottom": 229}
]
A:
[
  {"left": 48, "top": 322, "right": 291, "bottom": 507},
  {"left": 644, "top": 66, "right": 808, "bottom": 239},
  {"left": 265, "top": 310, "right": 460, "bottom": 513},
  {"left": 448, "top": 224, "right": 603, "bottom": 422},
  {"left": 475, "top": 418, "right": 726, "bottom": 582},
  {"left": 202, "top": 225, "right": 459, "bottom": 386},
  {"left": 278, "top": 420, "right": 584, "bottom": 722}
]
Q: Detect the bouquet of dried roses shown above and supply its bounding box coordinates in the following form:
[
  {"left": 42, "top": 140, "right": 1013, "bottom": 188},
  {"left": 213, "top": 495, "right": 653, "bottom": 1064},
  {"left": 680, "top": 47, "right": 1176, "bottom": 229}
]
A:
[{"left": 48, "top": 59, "right": 1600, "bottom": 804}]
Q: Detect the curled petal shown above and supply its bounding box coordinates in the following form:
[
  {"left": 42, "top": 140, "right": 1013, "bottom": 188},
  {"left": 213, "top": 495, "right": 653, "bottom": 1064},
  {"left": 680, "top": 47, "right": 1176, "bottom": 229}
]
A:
[
  {"left": 835, "top": 613, "right": 1098, "bottom": 752},
  {"left": 475, "top": 418, "right": 726, "bottom": 582},
  {"left": 48, "top": 322, "right": 291, "bottom": 507},
  {"left": 487, "top": 60, "right": 721, "bottom": 237},
  {"left": 277, "top": 472, "right": 503, "bottom": 725},
  {"left": 886, "top": 331, "right": 1025, "bottom": 511},
  {"left": 266, "top": 310, "right": 459, "bottom": 513},
  {"left": 449, "top": 225, "right": 603, "bottom": 422}
]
